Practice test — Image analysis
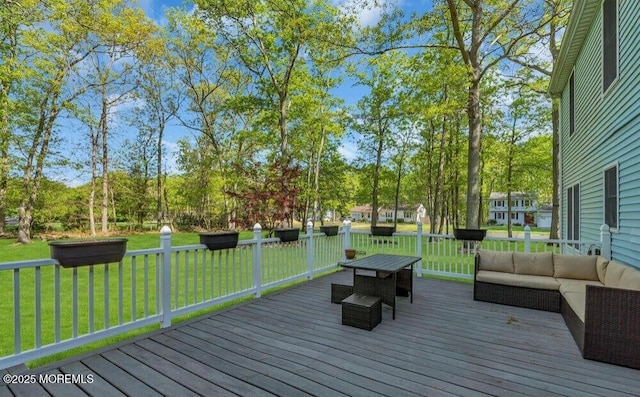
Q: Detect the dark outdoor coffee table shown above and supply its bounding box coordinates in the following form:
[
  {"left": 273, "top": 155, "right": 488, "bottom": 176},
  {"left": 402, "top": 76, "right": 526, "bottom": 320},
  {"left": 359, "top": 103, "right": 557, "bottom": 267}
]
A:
[{"left": 340, "top": 254, "right": 421, "bottom": 319}]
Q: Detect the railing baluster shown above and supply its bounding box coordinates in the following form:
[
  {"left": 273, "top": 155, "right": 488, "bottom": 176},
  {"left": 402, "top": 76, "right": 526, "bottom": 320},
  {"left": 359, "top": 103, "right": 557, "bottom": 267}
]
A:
[
  {"left": 144, "top": 255, "right": 149, "bottom": 318},
  {"left": 209, "top": 251, "right": 214, "bottom": 300},
  {"left": 201, "top": 250, "right": 206, "bottom": 302},
  {"left": 131, "top": 257, "right": 137, "bottom": 322},
  {"left": 118, "top": 261, "right": 124, "bottom": 325},
  {"left": 13, "top": 268, "right": 20, "bottom": 354},
  {"left": 73, "top": 267, "right": 78, "bottom": 338},
  {"left": 89, "top": 266, "right": 94, "bottom": 333},
  {"left": 55, "top": 265, "right": 60, "bottom": 343},
  {"left": 217, "top": 250, "right": 222, "bottom": 298},
  {"left": 155, "top": 253, "right": 160, "bottom": 315},
  {"left": 184, "top": 251, "right": 189, "bottom": 308},
  {"left": 35, "top": 266, "right": 41, "bottom": 348},
  {"left": 104, "top": 264, "right": 109, "bottom": 329},
  {"left": 192, "top": 250, "right": 198, "bottom": 305},
  {"left": 174, "top": 252, "right": 179, "bottom": 309}
]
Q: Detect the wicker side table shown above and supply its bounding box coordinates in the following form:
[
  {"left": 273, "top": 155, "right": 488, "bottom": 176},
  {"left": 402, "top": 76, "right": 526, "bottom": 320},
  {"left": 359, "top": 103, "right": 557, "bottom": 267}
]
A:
[{"left": 341, "top": 294, "right": 382, "bottom": 331}]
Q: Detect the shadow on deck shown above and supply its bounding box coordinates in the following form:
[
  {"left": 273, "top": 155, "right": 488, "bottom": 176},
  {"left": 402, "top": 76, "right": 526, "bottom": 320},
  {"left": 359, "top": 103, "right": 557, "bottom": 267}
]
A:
[{"left": 2, "top": 270, "right": 639, "bottom": 396}]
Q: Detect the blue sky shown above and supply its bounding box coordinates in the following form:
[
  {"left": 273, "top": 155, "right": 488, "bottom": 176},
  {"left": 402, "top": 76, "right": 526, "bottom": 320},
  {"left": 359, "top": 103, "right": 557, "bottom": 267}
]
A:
[
  {"left": 133, "top": 0, "right": 432, "bottom": 171},
  {"left": 62, "top": 1, "right": 433, "bottom": 186}
]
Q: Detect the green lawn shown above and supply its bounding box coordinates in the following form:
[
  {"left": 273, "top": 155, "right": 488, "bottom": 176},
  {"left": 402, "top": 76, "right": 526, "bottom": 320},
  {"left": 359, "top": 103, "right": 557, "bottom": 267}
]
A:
[{"left": 0, "top": 230, "right": 344, "bottom": 367}]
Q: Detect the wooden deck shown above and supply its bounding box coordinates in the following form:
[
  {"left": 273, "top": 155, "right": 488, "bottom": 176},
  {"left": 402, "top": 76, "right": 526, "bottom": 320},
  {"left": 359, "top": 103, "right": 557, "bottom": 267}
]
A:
[{"left": 2, "top": 270, "right": 639, "bottom": 396}]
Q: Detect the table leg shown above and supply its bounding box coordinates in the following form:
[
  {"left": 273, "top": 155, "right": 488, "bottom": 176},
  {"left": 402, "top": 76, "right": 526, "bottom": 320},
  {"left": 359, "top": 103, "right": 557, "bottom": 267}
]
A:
[
  {"left": 410, "top": 264, "right": 413, "bottom": 303},
  {"left": 392, "top": 272, "right": 396, "bottom": 320}
]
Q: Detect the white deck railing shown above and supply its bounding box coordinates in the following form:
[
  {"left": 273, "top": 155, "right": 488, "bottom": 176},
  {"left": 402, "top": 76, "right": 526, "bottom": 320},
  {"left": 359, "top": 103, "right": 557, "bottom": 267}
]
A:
[{"left": 0, "top": 221, "right": 608, "bottom": 370}]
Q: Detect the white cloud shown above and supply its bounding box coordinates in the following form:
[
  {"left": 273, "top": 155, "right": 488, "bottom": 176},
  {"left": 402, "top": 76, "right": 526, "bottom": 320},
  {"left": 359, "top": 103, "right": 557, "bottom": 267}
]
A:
[{"left": 335, "top": 0, "right": 399, "bottom": 27}]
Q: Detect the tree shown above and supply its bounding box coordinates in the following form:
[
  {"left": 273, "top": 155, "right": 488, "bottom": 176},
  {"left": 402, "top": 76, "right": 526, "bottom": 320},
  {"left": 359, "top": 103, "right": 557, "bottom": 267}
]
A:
[
  {"left": 443, "top": 0, "right": 552, "bottom": 228},
  {"left": 131, "top": 24, "right": 182, "bottom": 229},
  {"left": 167, "top": 8, "right": 262, "bottom": 230},
  {"left": 0, "top": 0, "right": 38, "bottom": 234},
  {"left": 195, "top": 0, "right": 347, "bottom": 227},
  {"left": 350, "top": 51, "right": 409, "bottom": 227},
  {"left": 507, "top": 0, "right": 571, "bottom": 239},
  {"left": 12, "top": 0, "right": 99, "bottom": 243},
  {"left": 75, "top": 3, "right": 155, "bottom": 234}
]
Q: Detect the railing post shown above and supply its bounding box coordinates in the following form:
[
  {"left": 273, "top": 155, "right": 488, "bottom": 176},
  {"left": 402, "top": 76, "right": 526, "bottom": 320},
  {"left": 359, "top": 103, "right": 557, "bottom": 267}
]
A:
[
  {"left": 524, "top": 225, "right": 531, "bottom": 253},
  {"left": 253, "top": 223, "right": 263, "bottom": 298},
  {"left": 343, "top": 219, "right": 351, "bottom": 260},
  {"left": 307, "top": 220, "right": 314, "bottom": 279},
  {"left": 600, "top": 224, "right": 611, "bottom": 259},
  {"left": 160, "top": 225, "right": 172, "bottom": 328},
  {"left": 416, "top": 221, "right": 423, "bottom": 277}
]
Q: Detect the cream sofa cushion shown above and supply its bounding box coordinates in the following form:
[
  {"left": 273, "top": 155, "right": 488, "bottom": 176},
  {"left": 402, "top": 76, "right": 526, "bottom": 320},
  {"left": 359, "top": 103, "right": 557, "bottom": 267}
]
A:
[
  {"left": 604, "top": 260, "right": 628, "bottom": 287},
  {"left": 618, "top": 266, "right": 640, "bottom": 291},
  {"left": 556, "top": 278, "right": 604, "bottom": 295},
  {"left": 513, "top": 252, "right": 554, "bottom": 276},
  {"left": 478, "top": 250, "right": 514, "bottom": 273},
  {"left": 596, "top": 256, "right": 609, "bottom": 283},
  {"left": 476, "top": 270, "right": 559, "bottom": 290},
  {"left": 562, "top": 292, "right": 586, "bottom": 321},
  {"left": 553, "top": 254, "right": 598, "bottom": 281}
]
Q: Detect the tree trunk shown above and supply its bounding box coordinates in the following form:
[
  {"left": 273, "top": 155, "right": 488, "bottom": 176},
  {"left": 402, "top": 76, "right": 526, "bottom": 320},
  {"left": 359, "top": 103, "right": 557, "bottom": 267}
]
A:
[
  {"left": 465, "top": 75, "right": 482, "bottom": 228},
  {"left": 393, "top": 154, "right": 403, "bottom": 229},
  {"left": 89, "top": 128, "right": 98, "bottom": 236},
  {"left": 432, "top": 117, "right": 448, "bottom": 234},
  {"left": 371, "top": 128, "right": 385, "bottom": 227},
  {"left": 17, "top": 95, "right": 57, "bottom": 244},
  {"left": 156, "top": 124, "right": 164, "bottom": 229},
  {"left": 100, "top": 88, "right": 109, "bottom": 233},
  {"left": 312, "top": 132, "right": 325, "bottom": 225}
]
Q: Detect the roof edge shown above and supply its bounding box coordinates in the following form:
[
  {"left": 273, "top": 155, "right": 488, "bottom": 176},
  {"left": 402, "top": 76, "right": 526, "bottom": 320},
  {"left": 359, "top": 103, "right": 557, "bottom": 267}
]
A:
[{"left": 548, "top": 0, "right": 600, "bottom": 95}]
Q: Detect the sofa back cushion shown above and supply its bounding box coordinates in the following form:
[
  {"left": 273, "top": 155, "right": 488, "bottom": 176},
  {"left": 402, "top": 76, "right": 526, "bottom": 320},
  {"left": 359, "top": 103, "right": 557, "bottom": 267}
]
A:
[
  {"left": 552, "top": 254, "right": 598, "bottom": 281},
  {"left": 618, "top": 266, "right": 640, "bottom": 291},
  {"left": 478, "top": 250, "right": 514, "bottom": 273},
  {"left": 604, "top": 260, "right": 628, "bottom": 287},
  {"left": 513, "top": 252, "right": 553, "bottom": 276},
  {"left": 596, "top": 256, "right": 609, "bottom": 283}
]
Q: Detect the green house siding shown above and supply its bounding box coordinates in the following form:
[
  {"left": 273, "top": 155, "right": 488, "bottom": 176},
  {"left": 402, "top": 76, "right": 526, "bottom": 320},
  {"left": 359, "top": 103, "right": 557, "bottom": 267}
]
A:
[{"left": 558, "top": 1, "right": 640, "bottom": 267}]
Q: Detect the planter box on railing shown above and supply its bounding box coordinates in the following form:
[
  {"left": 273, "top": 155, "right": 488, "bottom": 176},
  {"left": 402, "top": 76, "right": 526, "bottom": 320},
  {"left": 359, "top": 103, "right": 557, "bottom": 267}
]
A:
[
  {"left": 49, "top": 238, "right": 128, "bottom": 268},
  {"left": 274, "top": 228, "right": 300, "bottom": 242},
  {"left": 320, "top": 225, "right": 339, "bottom": 236},
  {"left": 199, "top": 231, "right": 239, "bottom": 250},
  {"left": 453, "top": 228, "right": 487, "bottom": 241},
  {"left": 371, "top": 226, "right": 395, "bottom": 236}
]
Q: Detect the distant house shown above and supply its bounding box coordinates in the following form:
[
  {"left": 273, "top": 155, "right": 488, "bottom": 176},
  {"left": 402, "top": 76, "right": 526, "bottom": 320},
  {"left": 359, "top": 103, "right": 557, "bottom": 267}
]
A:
[
  {"left": 488, "top": 193, "right": 537, "bottom": 225},
  {"left": 536, "top": 206, "right": 553, "bottom": 229},
  {"left": 549, "top": 1, "right": 640, "bottom": 265},
  {"left": 349, "top": 204, "right": 420, "bottom": 223},
  {"left": 350, "top": 205, "right": 376, "bottom": 222}
]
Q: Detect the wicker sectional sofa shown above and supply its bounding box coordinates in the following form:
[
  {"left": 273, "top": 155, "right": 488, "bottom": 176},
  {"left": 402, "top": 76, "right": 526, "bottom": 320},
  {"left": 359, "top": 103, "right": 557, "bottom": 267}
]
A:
[{"left": 474, "top": 250, "right": 640, "bottom": 370}]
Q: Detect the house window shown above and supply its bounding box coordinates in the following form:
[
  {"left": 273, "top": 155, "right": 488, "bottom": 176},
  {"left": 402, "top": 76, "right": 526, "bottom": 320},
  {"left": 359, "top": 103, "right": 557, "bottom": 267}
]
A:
[
  {"left": 604, "top": 165, "right": 618, "bottom": 229},
  {"left": 603, "top": 0, "right": 618, "bottom": 92},
  {"left": 567, "top": 184, "right": 580, "bottom": 241},
  {"left": 569, "top": 72, "right": 575, "bottom": 136},
  {"left": 511, "top": 213, "right": 517, "bottom": 220}
]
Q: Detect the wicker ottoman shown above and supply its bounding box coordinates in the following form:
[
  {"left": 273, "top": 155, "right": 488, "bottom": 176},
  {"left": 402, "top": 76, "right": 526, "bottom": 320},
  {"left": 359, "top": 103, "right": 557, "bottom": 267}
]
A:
[
  {"left": 331, "top": 283, "right": 354, "bottom": 303},
  {"left": 342, "top": 294, "right": 382, "bottom": 331}
]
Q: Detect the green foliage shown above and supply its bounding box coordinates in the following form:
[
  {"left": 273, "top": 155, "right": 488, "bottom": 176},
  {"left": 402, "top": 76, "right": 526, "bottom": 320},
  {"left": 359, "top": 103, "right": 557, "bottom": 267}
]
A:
[{"left": 0, "top": 0, "right": 562, "bottom": 243}]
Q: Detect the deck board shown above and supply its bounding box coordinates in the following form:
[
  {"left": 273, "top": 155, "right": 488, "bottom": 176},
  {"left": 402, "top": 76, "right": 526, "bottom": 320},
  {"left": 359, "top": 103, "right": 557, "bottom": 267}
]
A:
[{"left": 3, "top": 271, "right": 640, "bottom": 396}]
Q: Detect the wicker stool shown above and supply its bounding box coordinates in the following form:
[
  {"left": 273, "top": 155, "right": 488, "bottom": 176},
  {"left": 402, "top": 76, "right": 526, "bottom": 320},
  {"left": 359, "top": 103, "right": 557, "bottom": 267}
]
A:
[
  {"left": 331, "top": 283, "right": 353, "bottom": 303},
  {"left": 342, "top": 294, "right": 382, "bottom": 331}
]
